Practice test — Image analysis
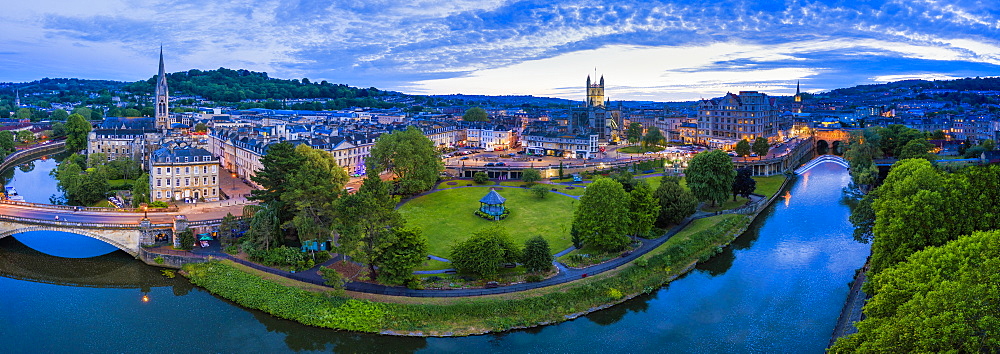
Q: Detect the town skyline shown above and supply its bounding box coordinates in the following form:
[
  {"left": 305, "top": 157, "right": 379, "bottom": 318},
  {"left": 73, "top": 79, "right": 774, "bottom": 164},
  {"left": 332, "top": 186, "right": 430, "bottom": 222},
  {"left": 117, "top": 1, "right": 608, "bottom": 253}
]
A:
[{"left": 3, "top": 1, "right": 1000, "bottom": 101}]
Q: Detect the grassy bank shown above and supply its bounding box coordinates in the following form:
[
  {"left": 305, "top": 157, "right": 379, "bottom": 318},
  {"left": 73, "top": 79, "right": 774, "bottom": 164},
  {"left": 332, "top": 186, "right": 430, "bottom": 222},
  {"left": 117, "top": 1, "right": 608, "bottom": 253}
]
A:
[{"left": 183, "top": 214, "right": 750, "bottom": 336}]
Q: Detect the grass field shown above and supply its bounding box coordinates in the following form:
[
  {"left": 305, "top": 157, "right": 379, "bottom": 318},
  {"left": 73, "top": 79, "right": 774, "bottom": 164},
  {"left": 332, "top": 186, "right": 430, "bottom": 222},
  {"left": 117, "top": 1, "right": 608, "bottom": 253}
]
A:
[
  {"left": 413, "top": 259, "right": 453, "bottom": 272},
  {"left": 752, "top": 175, "right": 787, "bottom": 199},
  {"left": 618, "top": 145, "right": 665, "bottom": 154},
  {"left": 399, "top": 187, "right": 577, "bottom": 257}
]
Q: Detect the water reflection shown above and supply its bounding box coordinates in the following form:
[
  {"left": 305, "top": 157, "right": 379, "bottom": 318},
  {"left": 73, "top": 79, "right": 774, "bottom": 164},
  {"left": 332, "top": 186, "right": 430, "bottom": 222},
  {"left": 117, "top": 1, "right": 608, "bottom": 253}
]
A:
[{"left": 13, "top": 231, "right": 120, "bottom": 258}]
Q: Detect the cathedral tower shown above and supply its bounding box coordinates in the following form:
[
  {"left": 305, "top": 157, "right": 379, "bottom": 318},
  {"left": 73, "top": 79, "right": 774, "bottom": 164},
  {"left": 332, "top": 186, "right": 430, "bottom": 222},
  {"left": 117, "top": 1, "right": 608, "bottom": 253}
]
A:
[
  {"left": 587, "top": 75, "right": 605, "bottom": 108},
  {"left": 155, "top": 46, "right": 170, "bottom": 130},
  {"left": 794, "top": 80, "right": 802, "bottom": 103}
]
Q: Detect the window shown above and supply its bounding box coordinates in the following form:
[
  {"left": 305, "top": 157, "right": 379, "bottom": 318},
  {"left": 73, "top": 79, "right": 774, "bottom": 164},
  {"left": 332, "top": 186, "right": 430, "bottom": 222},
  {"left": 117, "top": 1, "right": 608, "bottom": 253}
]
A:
[
  {"left": 157, "top": 191, "right": 162, "bottom": 199},
  {"left": 176, "top": 178, "right": 180, "bottom": 186},
  {"left": 157, "top": 179, "right": 161, "bottom": 187},
  {"left": 212, "top": 165, "right": 217, "bottom": 173},
  {"left": 212, "top": 176, "right": 216, "bottom": 184},
  {"left": 185, "top": 167, "right": 190, "bottom": 174},
  {"left": 185, "top": 178, "right": 190, "bottom": 186},
  {"left": 175, "top": 168, "right": 180, "bottom": 174},
  {"left": 156, "top": 168, "right": 161, "bottom": 175},
  {"left": 166, "top": 179, "right": 171, "bottom": 186}
]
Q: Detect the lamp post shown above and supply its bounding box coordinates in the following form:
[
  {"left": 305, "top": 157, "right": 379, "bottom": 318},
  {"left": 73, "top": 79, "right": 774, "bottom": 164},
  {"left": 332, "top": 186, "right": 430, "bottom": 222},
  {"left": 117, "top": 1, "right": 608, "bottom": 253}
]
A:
[
  {"left": 231, "top": 173, "right": 236, "bottom": 193},
  {"left": 140, "top": 203, "right": 148, "bottom": 219}
]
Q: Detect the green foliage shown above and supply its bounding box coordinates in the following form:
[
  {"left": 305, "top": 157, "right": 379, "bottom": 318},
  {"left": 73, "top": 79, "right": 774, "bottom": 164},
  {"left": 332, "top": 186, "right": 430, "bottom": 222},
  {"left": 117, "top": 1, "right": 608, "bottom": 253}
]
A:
[
  {"left": 149, "top": 201, "right": 169, "bottom": 208},
  {"left": 964, "top": 145, "right": 987, "bottom": 159},
  {"left": 16, "top": 130, "right": 35, "bottom": 143},
  {"left": 450, "top": 225, "right": 521, "bottom": 278},
  {"left": 334, "top": 176, "right": 405, "bottom": 278},
  {"left": 16, "top": 108, "right": 31, "bottom": 120},
  {"left": 848, "top": 192, "right": 876, "bottom": 244},
  {"left": 751, "top": 137, "right": 770, "bottom": 157},
  {"left": 572, "top": 178, "right": 630, "bottom": 252},
  {"left": 51, "top": 109, "right": 69, "bottom": 121},
  {"left": 51, "top": 154, "right": 112, "bottom": 206},
  {"left": 896, "top": 138, "right": 935, "bottom": 161},
  {"left": 520, "top": 169, "right": 541, "bottom": 184},
  {"left": 248, "top": 246, "right": 308, "bottom": 268},
  {"left": 529, "top": 184, "right": 549, "bottom": 198},
  {"left": 609, "top": 170, "right": 638, "bottom": 192},
  {"left": 64, "top": 113, "right": 92, "bottom": 152},
  {"left": 641, "top": 126, "right": 665, "bottom": 147},
  {"left": 521, "top": 236, "right": 552, "bottom": 273},
  {"left": 245, "top": 203, "right": 283, "bottom": 250},
  {"left": 284, "top": 144, "right": 349, "bottom": 245},
  {"left": 473, "top": 171, "right": 489, "bottom": 184},
  {"left": 654, "top": 176, "right": 698, "bottom": 228},
  {"left": 375, "top": 228, "right": 429, "bottom": 285},
  {"left": 734, "top": 139, "right": 751, "bottom": 157},
  {"left": 183, "top": 261, "right": 387, "bottom": 332},
  {"left": 250, "top": 141, "right": 306, "bottom": 225},
  {"left": 981, "top": 138, "right": 996, "bottom": 151},
  {"left": 154, "top": 256, "right": 164, "bottom": 264},
  {"left": 872, "top": 124, "right": 925, "bottom": 157},
  {"left": 462, "top": 107, "right": 488, "bottom": 122},
  {"left": 831, "top": 230, "right": 1000, "bottom": 352},
  {"left": 625, "top": 122, "right": 643, "bottom": 144},
  {"left": 51, "top": 122, "right": 67, "bottom": 138},
  {"left": 131, "top": 173, "right": 150, "bottom": 207},
  {"left": 319, "top": 266, "right": 347, "bottom": 291},
  {"left": 367, "top": 126, "right": 443, "bottom": 195},
  {"left": 686, "top": 150, "right": 736, "bottom": 207},
  {"left": 627, "top": 180, "right": 659, "bottom": 238},
  {"left": 731, "top": 167, "right": 756, "bottom": 200},
  {"left": 0, "top": 131, "right": 14, "bottom": 158},
  {"left": 194, "top": 122, "right": 208, "bottom": 132},
  {"left": 218, "top": 212, "right": 238, "bottom": 248},
  {"left": 178, "top": 230, "right": 195, "bottom": 251}
]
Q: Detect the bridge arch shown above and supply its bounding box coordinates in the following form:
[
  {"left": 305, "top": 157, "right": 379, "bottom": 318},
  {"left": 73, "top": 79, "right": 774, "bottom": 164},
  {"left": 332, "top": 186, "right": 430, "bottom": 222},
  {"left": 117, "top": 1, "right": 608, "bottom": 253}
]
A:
[
  {"left": 0, "top": 226, "right": 138, "bottom": 257},
  {"left": 795, "top": 155, "right": 849, "bottom": 174},
  {"left": 816, "top": 140, "right": 830, "bottom": 155}
]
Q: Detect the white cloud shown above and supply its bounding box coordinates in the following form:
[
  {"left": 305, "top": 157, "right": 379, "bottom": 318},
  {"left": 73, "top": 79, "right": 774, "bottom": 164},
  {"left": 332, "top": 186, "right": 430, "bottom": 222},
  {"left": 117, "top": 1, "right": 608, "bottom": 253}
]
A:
[{"left": 870, "top": 73, "right": 964, "bottom": 82}]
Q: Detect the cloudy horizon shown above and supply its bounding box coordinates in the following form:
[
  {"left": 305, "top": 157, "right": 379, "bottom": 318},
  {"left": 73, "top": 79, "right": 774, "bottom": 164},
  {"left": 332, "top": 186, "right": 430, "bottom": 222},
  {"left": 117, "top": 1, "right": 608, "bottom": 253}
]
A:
[{"left": 2, "top": 0, "right": 999, "bottom": 101}]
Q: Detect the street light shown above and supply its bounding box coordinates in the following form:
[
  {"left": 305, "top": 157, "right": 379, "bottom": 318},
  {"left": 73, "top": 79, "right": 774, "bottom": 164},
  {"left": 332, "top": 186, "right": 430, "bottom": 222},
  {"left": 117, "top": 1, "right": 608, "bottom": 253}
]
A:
[
  {"left": 231, "top": 173, "right": 237, "bottom": 193},
  {"left": 140, "top": 203, "right": 148, "bottom": 219}
]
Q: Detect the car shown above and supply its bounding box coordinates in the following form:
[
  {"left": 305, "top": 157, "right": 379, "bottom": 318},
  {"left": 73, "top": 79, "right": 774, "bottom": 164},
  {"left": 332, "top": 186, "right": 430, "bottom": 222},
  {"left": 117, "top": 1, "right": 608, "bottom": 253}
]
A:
[
  {"left": 485, "top": 162, "right": 495, "bottom": 167},
  {"left": 495, "top": 162, "right": 506, "bottom": 166},
  {"left": 460, "top": 156, "right": 470, "bottom": 160}
]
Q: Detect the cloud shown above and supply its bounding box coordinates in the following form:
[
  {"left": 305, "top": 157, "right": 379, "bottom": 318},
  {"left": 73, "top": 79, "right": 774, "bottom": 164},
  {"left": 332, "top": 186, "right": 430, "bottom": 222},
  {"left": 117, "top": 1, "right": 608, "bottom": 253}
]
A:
[{"left": 0, "top": 0, "right": 999, "bottom": 100}]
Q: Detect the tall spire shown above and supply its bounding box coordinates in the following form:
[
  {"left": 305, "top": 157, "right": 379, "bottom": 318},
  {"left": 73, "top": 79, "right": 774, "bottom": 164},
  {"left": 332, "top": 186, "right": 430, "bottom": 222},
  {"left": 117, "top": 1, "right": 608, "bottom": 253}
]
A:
[
  {"left": 14, "top": 88, "right": 20, "bottom": 108},
  {"left": 796, "top": 80, "right": 800, "bottom": 95},
  {"left": 155, "top": 45, "right": 170, "bottom": 130}
]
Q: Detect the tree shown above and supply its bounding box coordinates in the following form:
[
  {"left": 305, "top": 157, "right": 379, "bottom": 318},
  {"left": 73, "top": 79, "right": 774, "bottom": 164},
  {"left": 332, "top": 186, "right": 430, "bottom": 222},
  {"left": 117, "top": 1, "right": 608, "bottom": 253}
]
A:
[
  {"left": 529, "top": 184, "right": 549, "bottom": 198},
  {"left": 450, "top": 225, "right": 520, "bottom": 278},
  {"left": 734, "top": 139, "right": 751, "bottom": 157},
  {"left": 751, "top": 137, "right": 770, "bottom": 157},
  {"left": 218, "top": 212, "right": 238, "bottom": 248},
  {"left": 642, "top": 127, "right": 665, "bottom": 147},
  {"left": 123, "top": 108, "right": 141, "bottom": 117},
  {"left": 71, "top": 107, "right": 92, "bottom": 119},
  {"left": 981, "top": 139, "right": 996, "bottom": 151},
  {"left": 963, "top": 145, "right": 987, "bottom": 159},
  {"left": 521, "top": 236, "right": 552, "bottom": 273},
  {"left": 177, "top": 230, "right": 196, "bottom": 251},
  {"left": 685, "top": 150, "right": 736, "bottom": 207},
  {"left": 64, "top": 113, "right": 92, "bottom": 152},
  {"left": 558, "top": 161, "right": 564, "bottom": 180},
  {"left": 731, "top": 167, "right": 756, "bottom": 201},
  {"left": 283, "top": 144, "right": 349, "bottom": 248},
  {"left": 627, "top": 180, "right": 659, "bottom": 238},
  {"left": 131, "top": 173, "right": 150, "bottom": 207},
  {"left": 897, "top": 138, "right": 935, "bottom": 161},
  {"left": 610, "top": 170, "right": 638, "bottom": 192},
  {"left": 87, "top": 153, "right": 109, "bottom": 168},
  {"left": 473, "top": 171, "right": 489, "bottom": 184},
  {"left": 15, "top": 108, "right": 31, "bottom": 120},
  {"left": 830, "top": 230, "right": 1000, "bottom": 352},
  {"left": 366, "top": 126, "right": 443, "bottom": 195},
  {"left": 869, "top": 159, "right": 967, "bottom": 274},
  {"left": 245, "top": 203, "right": 283, "bottom": 250},
  {"left": 51, "top": 122, "right": 67, "bottom": 138},
  {"left": 75, "top": 167, "right": 110, "bottom": 205},
  {"left": 849, "top": 192, "right": 876, "bottom": 244},
  {"left": 653, "top": 176, "right": 698, "bottom": 227},
  {"left": 249, "top": 142, "right": 306, "bottom": 224},
  {"left": 927, "top": 129, "right": 947, "bottom": 140},
  {"left": 625, "top": 122, "right": 643, "bottom": 144},
  {"left": 194, "top": 122, "right": 209, "bottom": 133},
  {"left": 521, "top": 168, "right": 541, "bottom": 184},
  {"left": 0, "top": 131, "right": 15, "bottom": 157},
  {"left": 873, "top": 124, "right": 924, "bottom": 157},
  {"left": 572, "top": 178, "right": 630, "bottom": 251},
  {"left": 462, "top": 107, "right": 489, "bottom": 122},
  {"left": 374, "top": 227, "right": 428, "bottom": 285},
  {"left": 335, "top": 176, "right": 405, "bottom": 277},
  {"left": 51, "top": 109, "right": 69, "bottom": 121}
]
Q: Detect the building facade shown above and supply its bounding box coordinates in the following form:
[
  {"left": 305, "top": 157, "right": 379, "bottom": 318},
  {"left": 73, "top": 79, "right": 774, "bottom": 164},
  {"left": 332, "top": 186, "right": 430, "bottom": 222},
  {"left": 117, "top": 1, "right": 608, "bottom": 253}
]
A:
[
  {"left": 522, "top": 132, "right": 599, "bottom": 159},
  {"left": 696, "top": 91, "right": 786, "bottom": 148},
  {"left": 149, "top": 147, "right": 221, "bottom": 202}
]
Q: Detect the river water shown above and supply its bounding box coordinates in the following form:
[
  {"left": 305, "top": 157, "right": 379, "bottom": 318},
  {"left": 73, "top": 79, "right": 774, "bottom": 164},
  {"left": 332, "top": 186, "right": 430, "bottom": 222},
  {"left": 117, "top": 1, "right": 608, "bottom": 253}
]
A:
[{"left": 0, "top": 159, "right": 867, "bottom": 353}]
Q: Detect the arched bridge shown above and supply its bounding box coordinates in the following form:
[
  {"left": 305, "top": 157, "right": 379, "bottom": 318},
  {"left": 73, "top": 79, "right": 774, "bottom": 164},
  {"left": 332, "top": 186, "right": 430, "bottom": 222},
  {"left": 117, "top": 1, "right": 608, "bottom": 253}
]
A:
[
  {"left": 795, "top": 155, "right": 849, "bottom": 174},
  {"left": 813, "top": 128, "right": 858, "bottom": 155},
  {"left": 0, "top": 215, "right": 174, "bottom": 257}
]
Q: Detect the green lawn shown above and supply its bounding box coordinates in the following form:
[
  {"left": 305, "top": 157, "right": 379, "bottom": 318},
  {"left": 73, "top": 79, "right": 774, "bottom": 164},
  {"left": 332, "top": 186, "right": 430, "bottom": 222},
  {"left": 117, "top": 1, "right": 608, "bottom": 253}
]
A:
[
  {"left": 399, "top": 187, "right": 577, "bottom": 257},
  {"left": 413, "top": 259, "right": 453, "bottom": 272},
  {"left": 643, "top": 175, "right": 687, "bottom": 191},
  {"left": 90, "top": 200, "right": 115, "bottom": 208},
  {"left": 640, "top": 214, "right": 743, "bottom": 261},
  {"left": 618, "top": 145, "right": 664, "bottom": 154},
  {"left": 108, "top": 179, "right": 136, "bottom": 189},
  {"left": 752, "top": 175, "right": 787, "bottom": 199}
]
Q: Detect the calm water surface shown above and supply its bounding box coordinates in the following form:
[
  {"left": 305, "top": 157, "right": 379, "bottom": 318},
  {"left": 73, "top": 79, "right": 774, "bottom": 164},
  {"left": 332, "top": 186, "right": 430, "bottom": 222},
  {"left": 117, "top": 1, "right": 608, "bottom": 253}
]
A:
[{"left": 0, "top": 161, "right": 867, "bottom": 353}]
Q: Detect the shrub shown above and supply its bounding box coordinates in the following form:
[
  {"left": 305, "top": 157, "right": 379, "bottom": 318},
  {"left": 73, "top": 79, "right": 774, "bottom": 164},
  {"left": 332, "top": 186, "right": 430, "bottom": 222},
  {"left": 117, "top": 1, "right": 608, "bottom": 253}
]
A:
[
  {"left": 521, "top": 169, "right": 541, "bottom": 184},
  {"left": 319, "top": 266, "right": 346, "bottom": 290},
  {"left": 525, "top": 274, "right": 543, "bottom": 282},
  {"left": 473, "top": 172, "right": 489, "bottom": 184},
  {"left": 177, "top": 230, "right": 195, "bottom": 251},
  {"left": 149, "top": 201, "right": 169, "bottom": 208},
  {"left": 607, "top": 288, "right": 623, "bottom": 300},
  {"left": 530, "top": 184, "right": 549, "bottom": 198},
  {"left": 521, "top": 236, "right": 553, "bottom": 273},
  {"left": 248, "top": 246, "right": 307, "bottom": 268},
  {"left": 154, "top": 256, "right": 165, "bottom": 264}
]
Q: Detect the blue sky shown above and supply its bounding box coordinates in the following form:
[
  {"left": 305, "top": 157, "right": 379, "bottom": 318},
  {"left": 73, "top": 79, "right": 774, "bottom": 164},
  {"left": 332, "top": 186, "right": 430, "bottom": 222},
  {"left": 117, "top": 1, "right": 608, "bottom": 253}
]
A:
[{"left": 2, "top": 0, "right": 999, "bottom": 101}]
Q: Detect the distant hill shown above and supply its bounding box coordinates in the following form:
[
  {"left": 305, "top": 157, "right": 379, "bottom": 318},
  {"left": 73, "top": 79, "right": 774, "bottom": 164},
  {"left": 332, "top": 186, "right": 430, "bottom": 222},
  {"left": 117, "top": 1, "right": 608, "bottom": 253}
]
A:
[
  {"left": 827, "top": 77, "right": 1000, "bottom": 97},
  {"left": 425, "top": 94, "right": 578, "bottom": 108}
]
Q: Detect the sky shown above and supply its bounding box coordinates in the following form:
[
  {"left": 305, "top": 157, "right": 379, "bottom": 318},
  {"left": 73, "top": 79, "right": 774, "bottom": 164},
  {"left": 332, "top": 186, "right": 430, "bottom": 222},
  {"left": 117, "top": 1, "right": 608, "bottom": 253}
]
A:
[{"left": 1, "top": 0, "right": 999, "bottom": 101}]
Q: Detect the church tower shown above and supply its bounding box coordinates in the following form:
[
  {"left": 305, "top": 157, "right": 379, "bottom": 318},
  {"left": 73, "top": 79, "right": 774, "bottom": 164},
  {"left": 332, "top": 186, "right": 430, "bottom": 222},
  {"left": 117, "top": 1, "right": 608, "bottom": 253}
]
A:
[
  {"left": 155, "top": 46, "right": 170, "bottom": 130},
  {"left": 794, "top": 80, "right": 802, "bottom": 103},
  {"left": 14, "top": 88, "right": 20, "bottom": 108},
  {"left": 587, "top": 75, "right": 605, "bottom": 108}
]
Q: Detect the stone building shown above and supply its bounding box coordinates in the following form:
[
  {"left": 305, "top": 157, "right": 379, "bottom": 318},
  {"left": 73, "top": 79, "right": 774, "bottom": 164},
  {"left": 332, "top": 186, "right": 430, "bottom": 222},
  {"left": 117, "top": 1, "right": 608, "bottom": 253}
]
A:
[
  {"left": 149, "top": 146, "right": 221, "bottom": 202},
  {"left": 696, "top": 91, "right": 789, "bottom": 148}
]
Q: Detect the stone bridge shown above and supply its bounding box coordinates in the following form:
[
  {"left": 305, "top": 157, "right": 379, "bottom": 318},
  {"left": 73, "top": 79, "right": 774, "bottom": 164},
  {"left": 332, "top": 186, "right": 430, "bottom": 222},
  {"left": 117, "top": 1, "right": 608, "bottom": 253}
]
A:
[
  {"left": 0, "top": 213, "right": 241, "bottom": 259},
  {"left": 795, "top": 155, "right": 850, "bottom": 174},
  {"left": 813, "top": 128, "right": 857, "bottom": 155}
]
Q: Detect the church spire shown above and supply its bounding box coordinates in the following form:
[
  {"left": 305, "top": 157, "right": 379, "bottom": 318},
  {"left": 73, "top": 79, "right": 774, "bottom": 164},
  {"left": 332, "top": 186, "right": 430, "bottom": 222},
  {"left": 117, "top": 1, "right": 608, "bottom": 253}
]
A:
[
  {"left": 14, "top": 88, "right": 20, "bottom": 108},
  {"left": 154, "top": 46, "right": 170, "bottom": 130}
]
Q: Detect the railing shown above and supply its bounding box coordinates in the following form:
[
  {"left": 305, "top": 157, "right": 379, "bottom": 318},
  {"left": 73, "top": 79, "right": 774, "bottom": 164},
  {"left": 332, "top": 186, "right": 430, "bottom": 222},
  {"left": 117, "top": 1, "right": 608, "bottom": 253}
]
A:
[
  {"left": 447, "top": 155, "right": 664, "bottom": 171},
  {"left": 795, "top": 155, "right": 849, "bottom": 174},
  {"left": 0, "top": 141, "right": 66, "bottom": 172},
  {"left": 0, "top": 214, "right": 172, "bottom": 229},
  {"left": 0, "top": 199, "right": 178, "bottom": 213},
  {"left": 187, "top": 216, "right": 245, "bottom": 228}
]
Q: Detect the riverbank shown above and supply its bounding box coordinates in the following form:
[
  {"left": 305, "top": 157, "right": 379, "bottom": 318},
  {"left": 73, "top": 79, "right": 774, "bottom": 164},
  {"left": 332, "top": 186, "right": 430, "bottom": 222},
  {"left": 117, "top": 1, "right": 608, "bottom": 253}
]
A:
[
  {"left": 183, "top": 213, "right": 757, "bottom": 336},
  {"left": 179, "top": 172, "right": 799, "bottom": 336}
]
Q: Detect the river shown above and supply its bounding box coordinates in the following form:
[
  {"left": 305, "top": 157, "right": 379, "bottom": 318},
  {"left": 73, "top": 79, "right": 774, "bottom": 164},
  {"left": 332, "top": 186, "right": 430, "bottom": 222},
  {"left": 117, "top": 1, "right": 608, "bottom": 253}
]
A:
[{"left": 0, "top": 158, "right": 868, "bottom": 353}]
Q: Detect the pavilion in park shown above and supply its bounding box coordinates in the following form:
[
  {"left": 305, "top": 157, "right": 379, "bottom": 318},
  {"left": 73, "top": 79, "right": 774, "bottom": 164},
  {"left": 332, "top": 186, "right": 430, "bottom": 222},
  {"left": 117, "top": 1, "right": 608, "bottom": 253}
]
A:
[{"left": 479, "top": 189, "right": 507, "bottom": 220}]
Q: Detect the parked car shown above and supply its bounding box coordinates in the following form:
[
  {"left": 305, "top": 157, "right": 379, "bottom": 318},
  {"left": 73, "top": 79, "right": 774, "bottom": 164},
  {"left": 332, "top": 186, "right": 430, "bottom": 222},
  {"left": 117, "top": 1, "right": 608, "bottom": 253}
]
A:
[
  {"left": 485, "top": 162, "right": 496, "bottom": 167},
  {"left": 495, "top": 162, "right": 506, "bottom": 166}
]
